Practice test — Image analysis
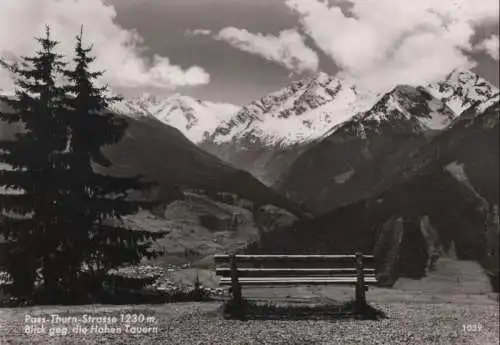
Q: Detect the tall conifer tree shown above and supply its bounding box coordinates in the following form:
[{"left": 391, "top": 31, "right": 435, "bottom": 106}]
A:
[
  {"left": 0, "top": 26, "right": 69, "bottom": 296},
  {"left": 56, "top": 28, "right": 164, "bottom": 296}
]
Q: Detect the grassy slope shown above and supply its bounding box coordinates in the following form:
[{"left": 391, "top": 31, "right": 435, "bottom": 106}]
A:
[{"left": 97, "top": 114, "right": 310, "bottom": 219}]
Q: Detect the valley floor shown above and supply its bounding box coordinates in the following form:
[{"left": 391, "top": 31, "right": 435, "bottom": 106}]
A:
[{"left": 0, "top": 258, "right": 498, "bottom": 345}]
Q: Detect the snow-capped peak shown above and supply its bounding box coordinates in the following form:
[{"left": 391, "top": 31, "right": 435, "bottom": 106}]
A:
[
  {"left": 134, "top": 92, "right": 164, "bottom": 106},
  {"left": 361, "top": 85, "right": 456, "bottom": 130},
  {"left": 316, "top": 70, "right": 498, "bottom": 141},
  {"left": 425, "top": 68, "right": 499, "bottom": 116},
  {"left": 210, "top": 72, "right": 376, "bottom": 146},
  {"left": 113, "top": 94, "right": 240, "bottom": 143}
]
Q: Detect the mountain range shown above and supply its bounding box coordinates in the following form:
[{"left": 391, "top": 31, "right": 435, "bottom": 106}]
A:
[
  {"left": 275, "top": 70, "right": 499, "bottom": 213},
  {"left": 111, "top": 68, "right": 498, "bottom": 291},
  {"left": 117, "top": 69, "right": 498, "bottom": 191}
]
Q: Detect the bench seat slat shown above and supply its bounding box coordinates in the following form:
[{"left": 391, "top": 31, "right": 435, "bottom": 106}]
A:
[
  {"left": 214, "top": 254, "right": 375, "bottom": 264},
  {"left": 215, "top": 268, "right": 376, "bottom": 277},
  {"left": 219, "top": 276, "right": 378, "bottom": 286}
]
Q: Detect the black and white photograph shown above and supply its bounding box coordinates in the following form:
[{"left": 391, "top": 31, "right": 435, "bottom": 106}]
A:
[{"left": 0, "top": 0, "right": 499, "bottom": 344}]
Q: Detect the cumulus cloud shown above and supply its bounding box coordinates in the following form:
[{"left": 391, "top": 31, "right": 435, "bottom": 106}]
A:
[
  {"left": 215, "top": 27, "right": 319, "bottom": 74},
  {"left": 0, "top": 0, "right": 210, "bottom": 92},
  {"left": 476, "top": 35, "right": 499, "bottom": 60},
  {"left": 285, "top": 0, "right": 499, "bottom": 92}
]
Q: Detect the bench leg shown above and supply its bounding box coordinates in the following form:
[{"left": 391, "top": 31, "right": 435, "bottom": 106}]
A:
[
  {"left": 230, "top": 280, "right": 242, "bottom": 305},
  {"left": 230, "top": 255, "right": 243, "bottom": 305},
  {"left": 355, "top": 281, "right": 367, "bottom": 310},
  {"left": 355, "top": 252, "right": 367, "bottom": 313}
]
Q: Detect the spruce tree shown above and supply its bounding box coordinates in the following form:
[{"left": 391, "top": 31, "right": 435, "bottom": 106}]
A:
[
  {"left": 0, "top": 26, "right": 69, "bottom": 296},
  {"left": 0, "top": 27, "right": 165, "bottom": 300},
  {"left": 57, "top": 28, "right": 164, "bottom": 297}
]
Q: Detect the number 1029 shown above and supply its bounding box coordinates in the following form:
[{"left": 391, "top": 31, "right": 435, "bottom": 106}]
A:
[{"left": 462, "top": 324, "right": 482, "bottom": 332}]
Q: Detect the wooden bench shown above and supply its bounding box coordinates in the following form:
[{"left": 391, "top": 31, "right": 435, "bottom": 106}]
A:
[{"left": 214, "top": 252, "right": 377, "bottom": 311}]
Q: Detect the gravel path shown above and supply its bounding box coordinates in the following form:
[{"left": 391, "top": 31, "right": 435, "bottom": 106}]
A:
[
  {"left": 0, "top": 299, "right": 498, "bottom": 345},
  {"left": 1, "top": 259, "right": 498, "bottom": 344}
]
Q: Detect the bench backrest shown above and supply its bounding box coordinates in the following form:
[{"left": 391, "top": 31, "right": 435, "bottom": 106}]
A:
[{"left": 214, "top": 253, "right": 377, "bottom": 286}]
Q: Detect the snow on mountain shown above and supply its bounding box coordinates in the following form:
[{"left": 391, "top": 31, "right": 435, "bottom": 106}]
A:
[
  {"left": 425, "top": 69, "right": 499, "bottom": 116},
  {"left": 210, "top": 72, "right": 378, "bottom": 147},
  {"left": 210, "top": 69, "right": 497, "bottom": 148},
  {"left": 363, "top": 85, "right": 455, "bottom": 130},
  {"left": 315, "top": 70, "right": 498, "bottom": 142},
  {"left": 113, "top": 93, "right": 240, "bottom": 143},
  {"left": 111, "top": 69, "right": 497, "bottom": 151},
  {"left": 312, "top": 85, "right": 454, "bottom": 149}
]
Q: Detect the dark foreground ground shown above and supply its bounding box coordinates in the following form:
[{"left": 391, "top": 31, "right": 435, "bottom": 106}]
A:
[{"left": 0, "top": 258, "right": 498, "bottom": 345}]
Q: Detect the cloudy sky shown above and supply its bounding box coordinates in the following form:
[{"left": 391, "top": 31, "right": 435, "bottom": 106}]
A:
[{"left": 0, "top": 0, "right": 498, "bottom": 105}]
